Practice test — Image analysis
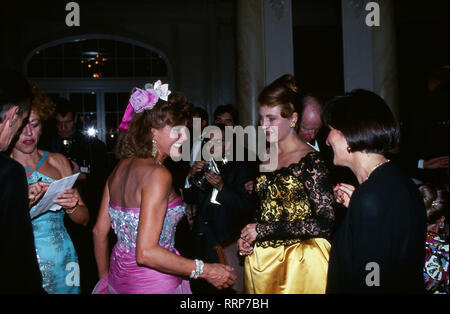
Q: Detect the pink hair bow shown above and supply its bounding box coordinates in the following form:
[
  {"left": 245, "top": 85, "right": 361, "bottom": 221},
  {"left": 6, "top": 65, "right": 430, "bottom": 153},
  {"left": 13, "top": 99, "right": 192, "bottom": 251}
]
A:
[{"left": 118, "top": 81, "right": 171, "bottom": 131}]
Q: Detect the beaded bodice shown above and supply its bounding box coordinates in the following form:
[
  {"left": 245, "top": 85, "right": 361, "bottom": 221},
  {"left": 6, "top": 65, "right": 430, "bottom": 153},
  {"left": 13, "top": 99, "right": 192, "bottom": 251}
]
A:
[{"left": 109, "top": 197, "right": 185, "bottom": 253}]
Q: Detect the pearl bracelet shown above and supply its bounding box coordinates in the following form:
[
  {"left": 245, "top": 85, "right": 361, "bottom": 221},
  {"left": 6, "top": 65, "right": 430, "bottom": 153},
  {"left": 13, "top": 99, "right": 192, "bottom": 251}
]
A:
[{"left": 189, "top": 259, "right": 204, "bottom": 279}]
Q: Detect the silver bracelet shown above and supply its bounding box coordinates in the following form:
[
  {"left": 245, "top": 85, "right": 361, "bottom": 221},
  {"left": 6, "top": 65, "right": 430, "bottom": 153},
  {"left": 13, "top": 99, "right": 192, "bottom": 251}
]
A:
[{"left": 189, "top": 259, "right": 204, "bottom": 279}]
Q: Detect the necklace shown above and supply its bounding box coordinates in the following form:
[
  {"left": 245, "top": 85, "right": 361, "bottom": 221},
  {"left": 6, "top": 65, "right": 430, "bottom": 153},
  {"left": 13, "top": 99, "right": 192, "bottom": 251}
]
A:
[{"left": 366, "top": 159, "right": 390, "bottom": 181}]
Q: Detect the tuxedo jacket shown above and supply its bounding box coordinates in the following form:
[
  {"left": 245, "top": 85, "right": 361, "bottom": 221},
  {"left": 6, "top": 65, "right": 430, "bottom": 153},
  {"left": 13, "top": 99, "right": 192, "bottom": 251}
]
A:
[
  {"left": 0, "top": 153, "right": 44, "bottom": 293},
  {"left": 183, "top": 161, "right": 257, "bottom": 263}
]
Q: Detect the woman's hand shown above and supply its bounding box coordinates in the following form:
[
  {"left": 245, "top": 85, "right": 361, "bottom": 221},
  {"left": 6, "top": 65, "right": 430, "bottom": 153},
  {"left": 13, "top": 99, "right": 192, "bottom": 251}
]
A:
[
  {"left": 333, "top": 183, "right": 355, "bottom": 208},
  {"left": 240, "top": 223, "right": 257, "bottom": 245},
  {"left": 238, "top": 223, "right": 257, "bottom": 256},
  {"left": 55, "top": 188, "right": 89, "bottom": 225},
  {"left": 201, "top": 263, "right": 237, "bottom": 290},
  {"left": 54, "top": 188, "right": 81, "bottom": 210},
  {"left": 238, "top": 237, "right": 253, "bottom": 256},
  {"left": 28, "top": 181, "right": 50, "bottom": 208}
]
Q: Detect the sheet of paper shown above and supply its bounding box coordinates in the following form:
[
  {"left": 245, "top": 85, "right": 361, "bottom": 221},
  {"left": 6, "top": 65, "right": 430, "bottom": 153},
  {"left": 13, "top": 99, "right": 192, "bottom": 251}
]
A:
[{"left": 30, "top": 173, "right": 80, "bottom": 219}]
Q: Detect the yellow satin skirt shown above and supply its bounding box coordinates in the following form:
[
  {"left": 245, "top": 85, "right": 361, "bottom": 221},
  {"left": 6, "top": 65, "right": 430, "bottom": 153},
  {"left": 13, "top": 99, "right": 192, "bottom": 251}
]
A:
[{"left": 244, "top": 238, "right": 331, "bottom": 294}]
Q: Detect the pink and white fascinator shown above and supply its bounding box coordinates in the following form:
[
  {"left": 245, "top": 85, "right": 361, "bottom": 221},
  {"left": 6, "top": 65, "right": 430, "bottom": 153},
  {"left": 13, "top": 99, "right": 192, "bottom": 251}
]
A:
[{"left": 118, "top": 80, "right": 171, "bottom": 131}]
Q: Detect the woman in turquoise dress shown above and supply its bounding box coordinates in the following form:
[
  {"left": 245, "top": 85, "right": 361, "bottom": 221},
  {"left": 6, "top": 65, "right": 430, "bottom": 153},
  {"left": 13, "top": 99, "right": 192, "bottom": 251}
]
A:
[{"left": 11, "top": 86, "right": 89, "bottom": 293}]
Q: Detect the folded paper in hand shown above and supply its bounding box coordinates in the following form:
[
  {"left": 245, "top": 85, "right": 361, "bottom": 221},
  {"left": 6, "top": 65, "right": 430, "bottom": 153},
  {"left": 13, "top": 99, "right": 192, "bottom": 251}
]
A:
[{"left": 30, "top": 173, "right": 80, "bottom": 219}]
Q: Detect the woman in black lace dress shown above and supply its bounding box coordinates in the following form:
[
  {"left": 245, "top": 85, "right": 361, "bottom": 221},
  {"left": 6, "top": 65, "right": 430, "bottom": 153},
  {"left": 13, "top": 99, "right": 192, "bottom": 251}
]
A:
[{"left": 238, "top": 75, "right": 335, "bottom": 293}]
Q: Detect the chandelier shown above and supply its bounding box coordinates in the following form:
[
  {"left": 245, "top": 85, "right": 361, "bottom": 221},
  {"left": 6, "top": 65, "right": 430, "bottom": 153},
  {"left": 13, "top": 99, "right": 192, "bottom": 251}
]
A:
[{"left": 81, "top": 51, "right": 107, "bottom": 78}]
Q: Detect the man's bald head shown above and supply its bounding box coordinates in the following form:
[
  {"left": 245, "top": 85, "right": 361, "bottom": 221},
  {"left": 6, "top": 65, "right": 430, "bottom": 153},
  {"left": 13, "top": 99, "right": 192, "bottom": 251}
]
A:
[{"left": 299, "top": 95, "right": 323, "bottom": 143}]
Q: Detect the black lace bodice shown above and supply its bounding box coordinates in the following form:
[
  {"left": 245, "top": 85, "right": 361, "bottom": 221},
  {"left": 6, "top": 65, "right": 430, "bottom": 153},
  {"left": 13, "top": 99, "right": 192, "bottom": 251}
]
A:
[{"left": 254, "top": 152, "right": 335, "bottom": 248}]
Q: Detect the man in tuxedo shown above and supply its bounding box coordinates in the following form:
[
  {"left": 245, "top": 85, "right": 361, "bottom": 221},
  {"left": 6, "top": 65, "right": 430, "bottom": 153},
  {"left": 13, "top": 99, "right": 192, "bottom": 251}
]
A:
[
  {"left": 296, "top": 94, "right": 357, "bottom": 236},
  {"left": 298, "top": 95, "right": 323, "bottom": 152},
  {"left": 0, "top": 68, "right": 46, "bottom": 293},
  {"left": 387, "top": 153, "right": 449, "bottom": 186},
  {"left": 298, "top": 94, "right": 357, "bottom": 186},
  {"left": 183, "top": 124, "right": 256, "bottom": 292}
]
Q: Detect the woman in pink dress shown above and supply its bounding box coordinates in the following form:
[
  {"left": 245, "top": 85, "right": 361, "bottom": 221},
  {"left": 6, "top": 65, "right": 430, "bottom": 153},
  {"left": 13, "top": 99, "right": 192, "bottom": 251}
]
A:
[{"left": 92, "top": 82, "right": 236, "bottom": 294}]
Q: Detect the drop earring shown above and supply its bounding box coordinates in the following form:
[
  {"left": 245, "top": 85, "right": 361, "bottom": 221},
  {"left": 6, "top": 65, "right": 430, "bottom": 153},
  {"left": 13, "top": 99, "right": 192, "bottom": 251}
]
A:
[{"left": 152, "top": 137, "right": 158, "bottom": 158}]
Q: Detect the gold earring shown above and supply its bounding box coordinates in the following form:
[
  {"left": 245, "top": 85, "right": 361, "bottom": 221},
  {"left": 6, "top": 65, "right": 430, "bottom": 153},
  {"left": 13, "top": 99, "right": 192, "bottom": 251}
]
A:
[
  {"left": 152, "top": 137, "right": 158, "bottom": 158},
  {"left": 290, "top": 121, "right": 296, "bottom": 128}
]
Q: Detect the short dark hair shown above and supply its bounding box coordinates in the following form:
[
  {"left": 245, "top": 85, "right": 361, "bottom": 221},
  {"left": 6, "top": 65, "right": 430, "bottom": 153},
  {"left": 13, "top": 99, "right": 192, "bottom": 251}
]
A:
[
  {"left": 54, "top": 97, "right": 76, "bottom": 118},
  {"left": 322, "top": 89, "right": 399, "bottom": 154},
  {"left": 0, "top": 68, "right": 33, "bottom": 123},
  {"left": 193, "top": 106, "right": 209, "bottom": 123},
  {"left": 213, "top": 104, "right": 238, "bottom": 125}
]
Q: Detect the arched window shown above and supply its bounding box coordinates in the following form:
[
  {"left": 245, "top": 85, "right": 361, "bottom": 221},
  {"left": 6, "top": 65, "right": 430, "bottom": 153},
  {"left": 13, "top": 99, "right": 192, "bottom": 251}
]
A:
[
  {"left": 26, "top": 37, "right": 170, "bottom": 79},
  {"left": 25, "top": 35, "right": 172, "bottom": 151}
]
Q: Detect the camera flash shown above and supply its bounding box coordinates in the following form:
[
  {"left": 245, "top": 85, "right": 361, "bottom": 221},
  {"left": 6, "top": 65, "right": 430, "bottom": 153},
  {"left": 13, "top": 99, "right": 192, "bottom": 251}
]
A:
[{"left": 87, "top": 127, "right": 97, "bottom": 137}]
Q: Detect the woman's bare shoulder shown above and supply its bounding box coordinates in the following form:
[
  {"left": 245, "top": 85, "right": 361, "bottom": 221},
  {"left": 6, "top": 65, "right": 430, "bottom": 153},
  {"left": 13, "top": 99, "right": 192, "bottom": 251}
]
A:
[
  {"left": 143, "top": 163, "right": 172, "bottom": 184},
  {"left": 118, "top": 158, "right": 172, "bottom": 186},
  {"left": 46, "top": 151, "right": 71, "bottom": 173}
]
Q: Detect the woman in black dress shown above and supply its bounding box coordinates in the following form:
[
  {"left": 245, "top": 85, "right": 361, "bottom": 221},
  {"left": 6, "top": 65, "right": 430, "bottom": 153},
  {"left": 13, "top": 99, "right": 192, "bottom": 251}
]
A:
[{"left": 324, "top": 89, "right": 427, "bottom": 293}]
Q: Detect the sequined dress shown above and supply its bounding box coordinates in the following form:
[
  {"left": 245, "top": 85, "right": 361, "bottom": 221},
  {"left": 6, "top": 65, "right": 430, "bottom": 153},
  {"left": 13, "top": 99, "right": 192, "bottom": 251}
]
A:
[
  {"left": 93, "top": 196, "right": 192, "bottom": 294},
  {"left": 27, "top": 151, "right": 80, "bottom": 294},
  {"left": 424, "top": 231, "right": 449, "bottom": 294},
  {"left": 245, "top": 152, "right": 335, "bottom": 294}
]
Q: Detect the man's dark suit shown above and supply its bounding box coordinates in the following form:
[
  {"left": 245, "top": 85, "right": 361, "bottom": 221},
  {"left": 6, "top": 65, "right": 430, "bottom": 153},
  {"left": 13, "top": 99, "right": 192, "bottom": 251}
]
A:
[
  {"left": 183, "top": 161, "right": 256, "bottom": 263},
  {"left": 0, "top": 152, "right": 44, "bottom": 293},
  {"left": 387, "top": 153, "right": 448, "bottom": 186}
]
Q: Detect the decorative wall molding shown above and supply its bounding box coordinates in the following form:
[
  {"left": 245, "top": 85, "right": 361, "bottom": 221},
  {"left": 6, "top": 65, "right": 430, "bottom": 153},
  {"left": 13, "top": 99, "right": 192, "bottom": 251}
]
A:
[
  {"left": 348, "top": 0, "right": 366, "bottom": 19},
  {"left": 269, "top": 0, "right": 286, "bottom": 20}
]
